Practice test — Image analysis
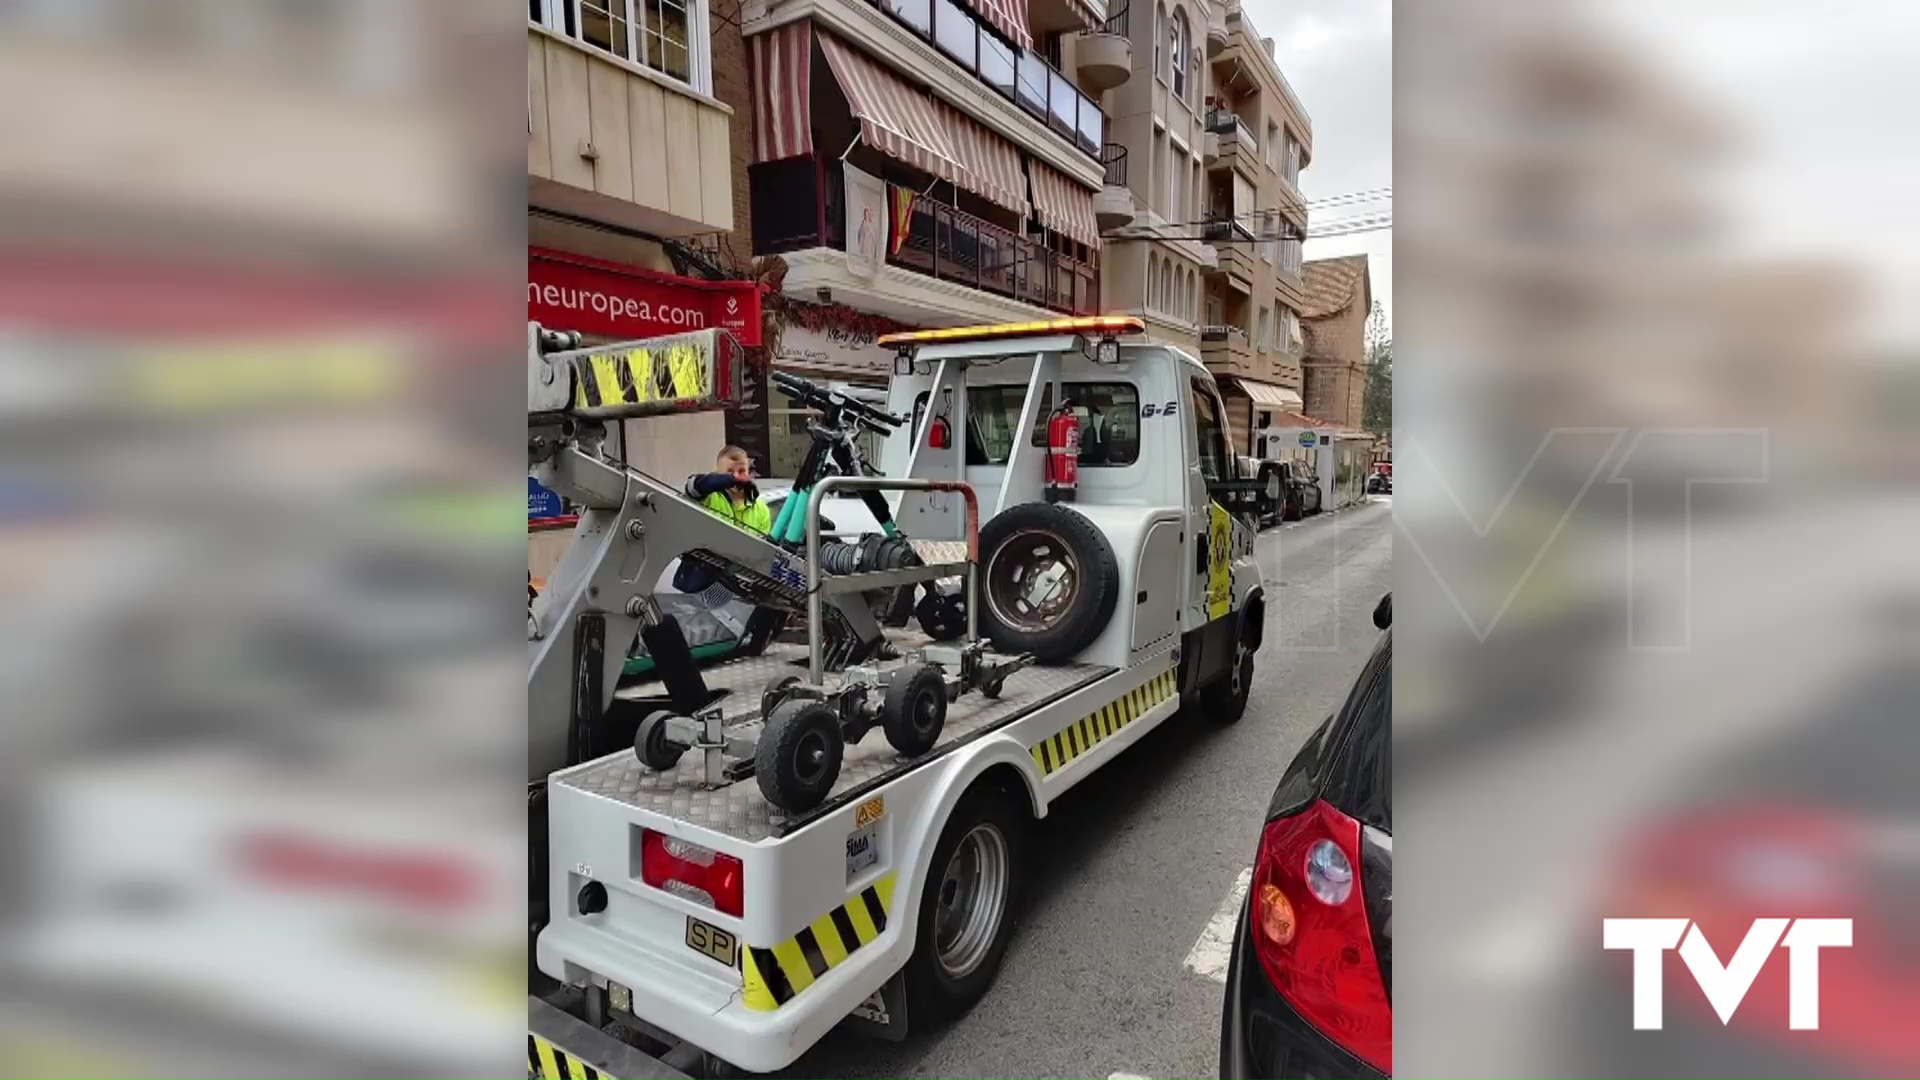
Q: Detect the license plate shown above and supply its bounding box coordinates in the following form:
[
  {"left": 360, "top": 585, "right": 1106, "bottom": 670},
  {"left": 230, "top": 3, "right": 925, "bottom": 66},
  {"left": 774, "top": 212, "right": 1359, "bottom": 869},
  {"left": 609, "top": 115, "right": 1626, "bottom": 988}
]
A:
[
  {"left": 685, "top": 915, "right": 738, "bottom": 967},
  {"left": 846, "top": 825, "right": 879, "bottom": 880}
]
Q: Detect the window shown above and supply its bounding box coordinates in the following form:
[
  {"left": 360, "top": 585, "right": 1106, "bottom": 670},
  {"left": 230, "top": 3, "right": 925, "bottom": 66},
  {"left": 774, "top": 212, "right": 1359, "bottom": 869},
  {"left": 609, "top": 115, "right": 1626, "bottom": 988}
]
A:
[
  {"left": 1266, "top": 122, "right": 1279, "bottom": 168},
  {"left": 1190, "top": 49, "right": 1202, "bottom": 105},
  {"left": 1169, "top": 148, "right": 1185, "bottom": 223},
  {"left": 1154, "top": 4, "right": 1166, "bottom": 82},
  {"left": 1147, "top": 254, "right": 1159, "bottom": 309},
  {"left": 536, "top": 0, "right": 708, "bottom": 91},
  {"left": 1257, "top": 306, "right": 1271, "bottom": 352},
  {"left": 957, "top": 382, "right": 1141, "bottom": 465},
  {"left": 1170, "top": 11, "right": 1188, "bottom": 99},
  {"left": 933, "top": 0, "right": 975, "bottom": 66},
  {"left": 980, "top": 31, "right": 1016, "bottom": 96},
  {"left": 888, "top": 0, "right": 931, "bottom": 33},
  {"left": 1190, "top": 376, "right": 1229, "bottom": 480},
  {"left": 1026, "top": 382, "right": 1143, "bottom": 465},
  {"left": 1284, "top": 132, "right": 1302, "bottom": 186},
  {"left": 580, "top": 0, "right": 633, "bottom": 60},
  {"left": 1016, "top": 49, "right": 1049, "bottom": 115}
]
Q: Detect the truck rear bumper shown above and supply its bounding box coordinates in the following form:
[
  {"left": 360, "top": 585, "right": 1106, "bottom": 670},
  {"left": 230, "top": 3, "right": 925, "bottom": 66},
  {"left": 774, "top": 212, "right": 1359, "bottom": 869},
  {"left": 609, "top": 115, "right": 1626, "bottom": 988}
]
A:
[
  {"left": 528, "top": 996, "right": 690, "bottom": 1080},
  {"left": 539, "top": 916, "right": 896, "bottom": 1074}
]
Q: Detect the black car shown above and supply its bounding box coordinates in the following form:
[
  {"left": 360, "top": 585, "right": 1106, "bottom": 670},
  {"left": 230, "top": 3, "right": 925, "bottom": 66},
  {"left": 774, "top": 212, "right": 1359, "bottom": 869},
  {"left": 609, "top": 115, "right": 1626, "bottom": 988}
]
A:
[{"left": 1220, "top": 594, "right": 1392, "bottom": 1079}]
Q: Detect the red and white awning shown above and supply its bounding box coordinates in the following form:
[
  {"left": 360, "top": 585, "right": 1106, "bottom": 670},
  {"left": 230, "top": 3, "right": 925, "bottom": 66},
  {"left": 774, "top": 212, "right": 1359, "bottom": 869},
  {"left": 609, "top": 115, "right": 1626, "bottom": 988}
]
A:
[
  {"left": 961, "top": 0, "right": 1033, "bottom": 50},
  {"left": 750, "top": 22, "right": 814, "bottom": 162},
  {"left": 1028, "top": 160, "right": 1102, "bottom": 248},
  {"left": 817, "top": 32, "right": 962, "bottom": 183},
  {"left": 938, "top": 101, "right": 1028, "bottom": 217}
]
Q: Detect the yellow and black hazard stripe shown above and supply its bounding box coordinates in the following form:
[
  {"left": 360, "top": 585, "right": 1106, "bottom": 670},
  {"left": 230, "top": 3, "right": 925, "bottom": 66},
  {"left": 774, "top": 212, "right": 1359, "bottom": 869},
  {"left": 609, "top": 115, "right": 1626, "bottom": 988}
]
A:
[
  {"left": 1030, "top": 668, "right": 1178, "bottom": 777},
  {"left": 742, "top": 872, "right": 897, "bottom": 1010},
  {"left": 573, "top": 342, "right": 710, "bottom": 412},
  {"left": 529, "top": 1033, "right": 610, "bottom": 1079}
]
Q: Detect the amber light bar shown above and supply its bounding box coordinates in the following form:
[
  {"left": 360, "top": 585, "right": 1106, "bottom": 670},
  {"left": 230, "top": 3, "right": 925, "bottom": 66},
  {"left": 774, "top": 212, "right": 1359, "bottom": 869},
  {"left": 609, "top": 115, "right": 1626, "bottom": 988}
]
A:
[{"left": 876, "top": 315, "right": 1147, "bottom": 347}]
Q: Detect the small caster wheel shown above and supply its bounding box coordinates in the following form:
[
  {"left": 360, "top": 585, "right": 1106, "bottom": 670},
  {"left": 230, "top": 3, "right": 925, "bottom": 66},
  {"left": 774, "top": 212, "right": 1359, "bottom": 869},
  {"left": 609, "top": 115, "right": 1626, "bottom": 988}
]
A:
[
  {"left": 881, "top": 662, "right": 948, "bottom": 757},
  {"left": 980, "top": 672, "right": 1006, "bottom": 700},
  {"left": 756, "top": 699, "right": 844, "bottom": 812},
  {"left": 635, "top": 710, "right": 689, "bottom": 772},
  {"left": 762, "top": 673, "right": 804, "bottom": 717},
  {"left": 915, "top": 591, "right": 967, "bottom": 642}
]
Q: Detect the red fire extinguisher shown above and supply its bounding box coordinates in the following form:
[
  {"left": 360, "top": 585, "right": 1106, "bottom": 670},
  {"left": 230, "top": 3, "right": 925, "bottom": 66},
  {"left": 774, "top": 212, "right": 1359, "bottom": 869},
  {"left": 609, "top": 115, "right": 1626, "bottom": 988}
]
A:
[{"left": 1045, "top": 401, "right": 1080, "bottom": 503}]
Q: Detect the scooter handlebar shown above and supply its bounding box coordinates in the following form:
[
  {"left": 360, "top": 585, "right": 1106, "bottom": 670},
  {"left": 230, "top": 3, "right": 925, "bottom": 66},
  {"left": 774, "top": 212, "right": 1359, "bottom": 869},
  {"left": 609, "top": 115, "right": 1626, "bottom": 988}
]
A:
[{"left": 771, "top": 370, "right": 903, "bottom": 430}]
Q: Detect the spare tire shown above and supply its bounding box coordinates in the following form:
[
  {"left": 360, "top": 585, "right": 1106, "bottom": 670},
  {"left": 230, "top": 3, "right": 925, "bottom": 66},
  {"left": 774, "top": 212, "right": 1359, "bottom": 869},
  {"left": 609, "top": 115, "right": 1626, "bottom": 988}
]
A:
[{"left": 978, "top": 502, "right": 1121, "bottom": 662}]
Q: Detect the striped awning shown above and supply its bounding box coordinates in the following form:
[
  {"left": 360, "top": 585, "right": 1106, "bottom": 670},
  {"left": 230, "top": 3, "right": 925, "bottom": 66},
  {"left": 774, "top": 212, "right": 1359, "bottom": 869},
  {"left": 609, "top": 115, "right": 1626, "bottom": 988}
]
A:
[
  {"left": 750, "top": 22, "right": 814, "bottom": 162},
  {"left": 1028, "top": 161, "right": 1102, "bottom": 248},
  {"left": 961, "top": 0, "right": 1033, "bottom": 49},
  {"left": 1061, "top": 0, "right": 1100, "bottom": 31},
  {"left": 1230, "top": 378, "right": 1305, "bottom": 410},
  {"left": 817, "top": 32, "right": 962, "bottom": 183},
  {"left": 938, "top": 101, "right": 1028, "bottom": 217}
]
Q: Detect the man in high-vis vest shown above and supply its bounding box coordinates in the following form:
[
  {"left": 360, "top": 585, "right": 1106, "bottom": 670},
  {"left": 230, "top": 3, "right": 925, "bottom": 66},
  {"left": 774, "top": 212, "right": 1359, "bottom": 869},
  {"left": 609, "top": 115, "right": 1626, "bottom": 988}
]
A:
[{"left": 683, "top": 445, "right": 772, "bottom": 536}]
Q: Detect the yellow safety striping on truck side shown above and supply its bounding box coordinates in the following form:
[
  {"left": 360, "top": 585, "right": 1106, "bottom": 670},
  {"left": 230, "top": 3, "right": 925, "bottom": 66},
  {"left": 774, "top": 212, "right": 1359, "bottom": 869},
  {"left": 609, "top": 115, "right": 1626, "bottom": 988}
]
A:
[
  {"left": 529, "top": 1032, "right": 612, "bottom": 1079},
  {"left": 1029, "top": 669, "right": 1178, "bottom": 778},
  {"left": 741, "top": 871, "right": 898, "bottom": 1011}
]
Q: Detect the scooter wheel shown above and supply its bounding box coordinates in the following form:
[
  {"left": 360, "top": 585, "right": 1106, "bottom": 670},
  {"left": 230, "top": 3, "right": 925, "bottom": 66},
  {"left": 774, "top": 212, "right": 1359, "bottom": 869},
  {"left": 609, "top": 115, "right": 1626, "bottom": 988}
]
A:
[
  {"left": 915, "top": 591, "right": 967, "bottom": 642},
  {"left": 881, "top": 663, "right": 948, "bottom": 756},
  {"left": 980, "top": 673, "right": 1006, "bottom": 700},
  {"left": 635, "top": 710, "right": 689, "bottom": 772},
  {"left": 761, "top": 673, "right": 804, "bottom": 718},
  {"left": 756, "top": 699, "right": 844, "bottom": 812}
]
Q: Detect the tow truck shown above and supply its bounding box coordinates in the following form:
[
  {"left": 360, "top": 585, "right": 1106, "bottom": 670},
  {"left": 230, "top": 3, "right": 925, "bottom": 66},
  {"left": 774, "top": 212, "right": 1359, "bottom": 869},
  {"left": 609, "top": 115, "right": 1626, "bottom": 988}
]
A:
[{"left": 528, "top": 315, "right": 1268, "bottom": 1077}]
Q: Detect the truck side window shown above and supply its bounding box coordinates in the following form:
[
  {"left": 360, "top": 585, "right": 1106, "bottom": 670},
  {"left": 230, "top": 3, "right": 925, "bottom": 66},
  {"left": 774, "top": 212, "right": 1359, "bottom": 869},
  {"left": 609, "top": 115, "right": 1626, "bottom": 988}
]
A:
[{"left": 1190, "top": 376, "right": 1229, "bottom": 481}]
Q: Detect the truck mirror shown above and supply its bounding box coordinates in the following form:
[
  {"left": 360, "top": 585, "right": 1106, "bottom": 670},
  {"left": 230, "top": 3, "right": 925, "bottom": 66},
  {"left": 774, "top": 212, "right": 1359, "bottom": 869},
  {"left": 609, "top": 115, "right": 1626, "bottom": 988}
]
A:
[{"left": 1373, "top": 593, "right": 1392, "bottom": 630}]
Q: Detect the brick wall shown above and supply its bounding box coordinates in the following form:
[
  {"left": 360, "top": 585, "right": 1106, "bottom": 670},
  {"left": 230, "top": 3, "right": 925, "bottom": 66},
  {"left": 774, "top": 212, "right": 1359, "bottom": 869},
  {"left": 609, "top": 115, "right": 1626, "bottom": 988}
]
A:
[{"left": 1302, "top": 299, "right": 1367, "bottom": 427}]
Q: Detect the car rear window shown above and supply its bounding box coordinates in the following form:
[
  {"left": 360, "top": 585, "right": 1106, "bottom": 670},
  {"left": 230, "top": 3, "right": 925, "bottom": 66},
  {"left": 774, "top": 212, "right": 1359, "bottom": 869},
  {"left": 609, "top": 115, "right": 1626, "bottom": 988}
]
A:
[{"left": 914, "top": 382, "right": 1142, "bottom": 467}]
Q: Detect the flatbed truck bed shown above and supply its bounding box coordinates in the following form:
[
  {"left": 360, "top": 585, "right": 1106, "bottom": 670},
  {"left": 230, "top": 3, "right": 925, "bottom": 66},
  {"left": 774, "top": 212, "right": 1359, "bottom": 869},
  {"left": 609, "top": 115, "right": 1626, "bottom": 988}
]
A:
[{"left": 583, "top": 637, "right": 1113, "bottom": 841}]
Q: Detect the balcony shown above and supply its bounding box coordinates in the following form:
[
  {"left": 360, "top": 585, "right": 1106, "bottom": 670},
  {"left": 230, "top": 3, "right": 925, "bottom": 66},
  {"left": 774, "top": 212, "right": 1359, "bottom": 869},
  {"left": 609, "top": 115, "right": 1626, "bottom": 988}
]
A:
[
  {"left": 1093, "top": 143, "right": 1134, "bottom": 229},
  {"left": 527, "top": 26, "right": 733, "bottom": 236},
  {"left": 867, "top": 0, "right": 1106, "bottom": 160},
  {"left": 1200, "top": 324, "right": 1255, "bottom": 375},
  {"left": 1205, "top": 1, "right": 1229, "bottom": 56},
  {"left": 752, "top": 157, "right": 1098, "bottom": 316},
  {"left": 1204, "top": 107, "right": 1260, "bottom": 176},
  {"left": 1075, "top": 4, "right": 1133, "bottom": 93}
]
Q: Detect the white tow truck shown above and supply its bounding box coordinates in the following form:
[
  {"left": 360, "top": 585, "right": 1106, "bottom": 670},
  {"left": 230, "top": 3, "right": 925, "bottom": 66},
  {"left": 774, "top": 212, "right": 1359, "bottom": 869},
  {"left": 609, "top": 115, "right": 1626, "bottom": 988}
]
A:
[{"left": 528, "top": 316, "right": 1269, "bottom": 1077}]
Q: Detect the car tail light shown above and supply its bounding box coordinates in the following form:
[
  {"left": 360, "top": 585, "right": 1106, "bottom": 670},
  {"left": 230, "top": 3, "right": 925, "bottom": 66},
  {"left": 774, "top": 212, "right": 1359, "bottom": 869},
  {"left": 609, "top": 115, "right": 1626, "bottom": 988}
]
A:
[
  {"left": 1250, "top": 800, "right": 1391, "bottom": 1074},
  {"left": 640, "top": 830, "right": 743, "bottom": 917}
]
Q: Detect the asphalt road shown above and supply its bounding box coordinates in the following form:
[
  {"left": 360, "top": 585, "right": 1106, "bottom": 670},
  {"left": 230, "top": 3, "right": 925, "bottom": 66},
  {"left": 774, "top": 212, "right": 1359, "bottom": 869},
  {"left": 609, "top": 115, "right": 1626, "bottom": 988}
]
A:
[{"left": 772, "top": 497, "right": 1395, "bottom": 1080}]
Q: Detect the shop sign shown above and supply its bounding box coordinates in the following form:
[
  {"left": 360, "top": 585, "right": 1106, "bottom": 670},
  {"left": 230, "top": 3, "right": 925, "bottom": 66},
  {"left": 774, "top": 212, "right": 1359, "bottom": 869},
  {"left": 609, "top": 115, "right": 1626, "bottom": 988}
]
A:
[
  {"left": 528, "top": 248, "right": 760, "bottom": 346},
  {"left": 774, "top": 325, "right": 894, "bottom": 380}
]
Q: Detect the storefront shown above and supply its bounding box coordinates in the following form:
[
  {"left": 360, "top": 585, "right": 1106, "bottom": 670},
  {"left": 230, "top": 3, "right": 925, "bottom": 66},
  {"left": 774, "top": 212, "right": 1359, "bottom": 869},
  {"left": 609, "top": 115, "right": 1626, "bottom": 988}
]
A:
[
  {"left": 765, "top": 300, "right": 913, "bottom": 479},
  {"left": 527, "top": 247, "right": 762, "bottom": 582}
]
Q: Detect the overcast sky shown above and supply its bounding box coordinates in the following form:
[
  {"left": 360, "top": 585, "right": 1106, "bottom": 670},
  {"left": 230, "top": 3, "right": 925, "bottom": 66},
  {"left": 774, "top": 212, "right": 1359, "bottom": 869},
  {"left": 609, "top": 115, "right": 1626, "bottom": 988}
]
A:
[{"left": 1240, "top": 0, "right": 1392, "bottom": 329}]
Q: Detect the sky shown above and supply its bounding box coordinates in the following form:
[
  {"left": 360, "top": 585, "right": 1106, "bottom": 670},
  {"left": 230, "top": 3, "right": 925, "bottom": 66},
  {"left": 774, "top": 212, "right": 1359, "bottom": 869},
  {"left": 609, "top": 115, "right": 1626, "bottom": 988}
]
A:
[{"left": 1240, "top": 0, "right": 1393, "bottom": 330}]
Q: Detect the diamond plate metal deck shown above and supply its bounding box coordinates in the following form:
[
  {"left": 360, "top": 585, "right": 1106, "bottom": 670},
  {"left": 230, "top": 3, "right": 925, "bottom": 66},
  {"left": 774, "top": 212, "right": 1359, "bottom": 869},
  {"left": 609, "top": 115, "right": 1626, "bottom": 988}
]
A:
[{"left": 566, "top": 642, "right": 1111, "bottom": 841}]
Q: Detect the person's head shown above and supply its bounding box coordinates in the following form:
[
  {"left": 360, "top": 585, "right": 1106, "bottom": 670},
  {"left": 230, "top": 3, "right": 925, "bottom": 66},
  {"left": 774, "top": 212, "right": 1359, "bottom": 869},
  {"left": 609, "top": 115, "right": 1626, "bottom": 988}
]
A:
[{"left": 716, "top": 445, "right": 753, "bottom": 482}]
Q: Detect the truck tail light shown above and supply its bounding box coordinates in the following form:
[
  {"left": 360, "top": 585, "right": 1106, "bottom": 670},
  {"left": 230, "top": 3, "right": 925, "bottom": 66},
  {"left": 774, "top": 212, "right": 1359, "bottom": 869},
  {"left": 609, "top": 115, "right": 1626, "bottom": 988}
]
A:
[
  {"left": 929, "top": 416, "right": 951, "bottom": 450},
  {"left": 640, "top": 830, "right": 743, "bottom": 917},
  {"left": 1250, "top": 800, "right": 1392, "bottom": 1074}
]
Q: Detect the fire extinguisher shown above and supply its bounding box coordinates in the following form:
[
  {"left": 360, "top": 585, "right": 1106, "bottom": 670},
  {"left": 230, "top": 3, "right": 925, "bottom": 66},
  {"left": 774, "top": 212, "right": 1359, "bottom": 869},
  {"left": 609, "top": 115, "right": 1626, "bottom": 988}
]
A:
[{"left": 1045, "top": 400, "right": 1080, "bottom": 503}]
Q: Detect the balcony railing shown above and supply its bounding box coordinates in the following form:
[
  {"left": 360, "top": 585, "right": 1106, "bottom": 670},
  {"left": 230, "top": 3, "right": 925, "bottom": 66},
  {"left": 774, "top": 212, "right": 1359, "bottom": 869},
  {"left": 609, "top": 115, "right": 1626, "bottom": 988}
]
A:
[
  {"left": 1204, "top": 107, "right": 1257, "bottom": 155},
  {"left": 750, "top": 156, "right": 1098, "bottom": 316},
  {"left": 1100, "top": 2, "right": 1129, "bottom": 36},
  {"left": 1101, "top": 143, "right": 1128, "bottom": 187},
  {"left": 872, "top": 0, "right": 1104, "bottom": 159}
]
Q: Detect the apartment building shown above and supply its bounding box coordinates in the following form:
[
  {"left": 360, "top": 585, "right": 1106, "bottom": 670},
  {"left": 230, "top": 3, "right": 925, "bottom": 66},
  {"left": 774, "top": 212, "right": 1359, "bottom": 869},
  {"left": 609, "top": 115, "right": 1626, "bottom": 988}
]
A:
[
  {"left": 1300, "top": 254, "right": 1372, "bottom": 428},
  {"left": 1094, "top": 0, "right": 1311, "bottom": 455},
  {"left": 740, "top": 0, "right": 1119, "bottom": 472},
  {"left": 527, "top": 0, "right": 754, "bottom": 570}
]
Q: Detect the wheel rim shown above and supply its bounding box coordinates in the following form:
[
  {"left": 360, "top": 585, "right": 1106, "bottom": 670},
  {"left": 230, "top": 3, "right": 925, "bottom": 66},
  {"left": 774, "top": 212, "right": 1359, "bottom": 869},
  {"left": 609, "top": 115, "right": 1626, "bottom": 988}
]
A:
[
  {"left": 985, "top": 530, "right": 1081, "bottom": 632},
  {"left": 933, "top": 823, "right": 1010, "bottom": 977},
  {"left": 912, "top": 685, "right": 941, "bottom": 736},
  {"left": 793, "top": 723, "right": 832, "bottom": 787},
  {"left": 1231, "top": 641, "right": 1252, "bottom": 697}
]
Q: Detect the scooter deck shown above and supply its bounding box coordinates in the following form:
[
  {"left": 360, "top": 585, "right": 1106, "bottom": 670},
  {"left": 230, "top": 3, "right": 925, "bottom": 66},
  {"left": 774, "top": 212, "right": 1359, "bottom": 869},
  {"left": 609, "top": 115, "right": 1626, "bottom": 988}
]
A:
[{"left": 575, "top": 639, "right": 1111, "bottom": 841}]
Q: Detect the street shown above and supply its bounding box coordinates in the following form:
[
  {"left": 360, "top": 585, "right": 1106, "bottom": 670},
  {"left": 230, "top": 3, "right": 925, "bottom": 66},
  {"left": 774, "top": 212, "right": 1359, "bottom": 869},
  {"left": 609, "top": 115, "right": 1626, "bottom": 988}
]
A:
[{"left": 773, "top": 497, "right": 1394, "bottom": 1079}]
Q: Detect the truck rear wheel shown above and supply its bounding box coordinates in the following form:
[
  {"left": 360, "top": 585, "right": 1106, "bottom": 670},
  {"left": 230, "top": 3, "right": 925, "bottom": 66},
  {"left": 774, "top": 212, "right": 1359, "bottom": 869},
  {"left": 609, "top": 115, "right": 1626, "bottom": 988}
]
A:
[
  {"left": 905, "top": 786, "right": 1025, "bottom": 1026},
  {"left": 1200, "top": 634, "right": 1254, "bottom": 723},
  {"left": 978, "top": 503, "right": 1120, "bottom": 663},
  {"left": 755, "top": 699, "right": 843, "bottom": 812}
]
